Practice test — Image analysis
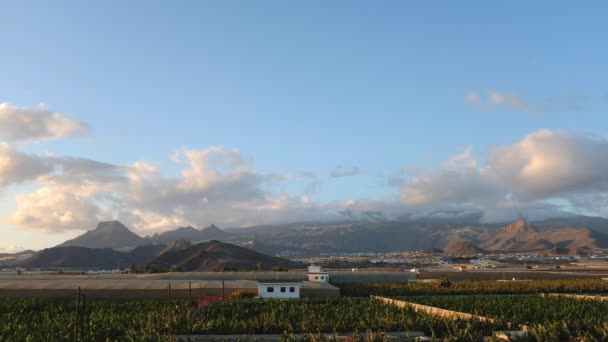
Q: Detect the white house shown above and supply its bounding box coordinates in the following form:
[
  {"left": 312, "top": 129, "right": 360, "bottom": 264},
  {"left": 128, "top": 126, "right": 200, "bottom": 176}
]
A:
[
  {"left": 257, "top": 281, "right": 301, "bottom": 299},
  {"left": 307, "top": 264, "right": 330, "bottom": 282}
]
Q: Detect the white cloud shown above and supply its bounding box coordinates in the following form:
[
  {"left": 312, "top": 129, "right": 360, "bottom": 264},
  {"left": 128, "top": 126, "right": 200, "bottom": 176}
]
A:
[
  {"left": 4, "top": 128, "right": 608, "bottom": 234},
  {"left": 487, "top": 129, "right": 608, "bottom": 199},
  {"left": 465, "top": 91, "right": 549, "bottom": 114},
  {"left": 0, "top": 103, "right": 89, "bottom": 141},
  {"left": 8, "top": 186, "right": 107, "bottom": 232},
  {"left": 329, "top": 165, "right": 361, "bottom": 178},
  {"left": 400, "top": 129, "right": 608, "bottom": 220},
  {"left": 0, "top": 143, "right": 54, "bottom": 186}
]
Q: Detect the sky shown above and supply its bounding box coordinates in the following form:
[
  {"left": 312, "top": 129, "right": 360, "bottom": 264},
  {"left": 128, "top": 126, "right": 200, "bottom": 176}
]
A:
[{"left": 1, "top": 1, "right": 608, "bottom": 251}]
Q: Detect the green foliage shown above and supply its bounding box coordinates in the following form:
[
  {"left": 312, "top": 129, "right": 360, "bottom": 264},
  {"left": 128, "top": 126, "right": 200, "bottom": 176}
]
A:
[
  {"left": 339, "top": 278, "right": 608, "bottom": 296},
  {"left": 0, "top": 298, "right": 195, "bottom": 341},
  {"left": 0, "top": 297, "right": 495, "bottom": 340},
  {"left": 192, "top": 298, "right": 496, "bottom": 336},
  {"left": 4, "top": 290, "right": 608, "bottom": 340},
  {"left": 401, "top": 295, "right": 608, "bottom": 339}
]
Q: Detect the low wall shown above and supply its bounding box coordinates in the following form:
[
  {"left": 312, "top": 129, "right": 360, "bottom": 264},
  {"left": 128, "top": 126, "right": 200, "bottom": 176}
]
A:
[
  {"left": 371, "top": 295, "right": 497, "bottom": 323},
  {"left": 540, "top": 293, "right": 608, "bottom": 302}
]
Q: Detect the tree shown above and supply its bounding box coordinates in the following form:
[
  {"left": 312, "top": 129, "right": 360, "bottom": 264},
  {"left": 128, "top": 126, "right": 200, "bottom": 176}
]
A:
[
  {"left": 144, "top": 264, "right": 151, "bottom": 273},
  {"left": 128, "top": 264, "right": 138, "bottom": 274},
  {"left": 256, "top": 262, "right": 264, "bottom": 272}
]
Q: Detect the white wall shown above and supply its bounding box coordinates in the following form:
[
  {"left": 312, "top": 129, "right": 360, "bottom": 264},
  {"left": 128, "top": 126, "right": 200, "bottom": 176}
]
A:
[
  {"left": 258, "top": 283, "right": 301, "bottom": 298},
  {"left": 307, "top": 273, "right": 330, "bottom": 282}
]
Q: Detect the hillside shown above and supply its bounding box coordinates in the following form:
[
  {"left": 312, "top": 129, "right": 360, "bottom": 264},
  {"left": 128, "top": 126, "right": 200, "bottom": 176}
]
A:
[
  {"left": 159, "top": 240, "right": 192, "bottom": 255},
  {"left": 58, "top": 221, "right": 146, "bottom": 249},
  {"left": 20, "top": 243, "right": 169, "bottom": 269},
  {"left": 151, "top": 240, "right": 300, "bottom": 271},
  {"left": 20, "top": 246, "right": 135, "bottom": 269},
  {"left": 481, "top": 220, "right": 608, "bottom": 254},
  {"left": 444, "top": 240, "right": 487, "bottom": 256}
]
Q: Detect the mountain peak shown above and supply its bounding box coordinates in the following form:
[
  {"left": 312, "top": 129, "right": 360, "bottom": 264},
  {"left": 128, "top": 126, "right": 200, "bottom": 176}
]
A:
[
  {"left": 504, "top": 220, "right": 537, "bottom": 233},
  {"left": 95, "top": 220, "right": 129, "bottom": 231},
  {"left": 57, "top": 221, "right": 145, "bottom": 249},
  {"left": 203, "top": 224, "right": 220, "bottom": 231}
]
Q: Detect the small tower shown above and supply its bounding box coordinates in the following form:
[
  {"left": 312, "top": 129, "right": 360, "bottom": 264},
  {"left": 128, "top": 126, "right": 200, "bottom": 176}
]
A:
[{"left": 307, "top": 264, "right": 329, "bottom": 282}]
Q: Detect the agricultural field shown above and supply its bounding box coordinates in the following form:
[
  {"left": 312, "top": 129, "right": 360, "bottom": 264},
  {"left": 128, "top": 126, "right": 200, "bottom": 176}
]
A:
[
  {"left": 4, "top": 278, "right": 608, "bottom": 341},
  {"left": 0, "top": 297, "right": 496, "bottom": 341},
  {"left": 339, "top": 278, "right": 608, "bottom": 297},
  {"left": 401, "top": 295, "right": 608, "bottom": 340}
]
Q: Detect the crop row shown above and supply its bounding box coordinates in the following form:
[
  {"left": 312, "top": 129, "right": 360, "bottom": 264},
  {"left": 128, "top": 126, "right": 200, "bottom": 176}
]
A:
[
  {"left": 0, "top": 297, "right": 496, "bottom": 341},
  {"left": 400, "top": 295, "right": 608, "bottom": 340},
  {"left": 338, "top": 278, "right": 608, "bottom": 296}
]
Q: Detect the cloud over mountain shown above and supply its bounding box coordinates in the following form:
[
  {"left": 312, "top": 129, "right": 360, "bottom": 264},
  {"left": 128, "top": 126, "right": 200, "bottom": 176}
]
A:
[
  {"left": 400, "top": 129, "right": 608, "bottom": 219},
  {"left": 2, "top": 102, "right": 608, "bottom": 234}
]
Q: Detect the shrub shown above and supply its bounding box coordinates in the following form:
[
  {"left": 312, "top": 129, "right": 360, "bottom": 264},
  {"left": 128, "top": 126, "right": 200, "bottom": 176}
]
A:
[{"left": 230, "top": 290, "right": 257, "bottom": 299}]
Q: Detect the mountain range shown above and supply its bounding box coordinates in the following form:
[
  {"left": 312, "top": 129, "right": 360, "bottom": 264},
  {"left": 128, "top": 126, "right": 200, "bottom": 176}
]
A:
[
  {"left": 10, "top": 215, "right": 608, "bottom": 270},
  {"left": 20, "top": 239, "right": 296, "bottom": 271},
  {"left": 57, "top": 221, "right": 233, "bottom": 250},
  {"left": 151, "top": 240, "right": 300, "bottom": 271}
]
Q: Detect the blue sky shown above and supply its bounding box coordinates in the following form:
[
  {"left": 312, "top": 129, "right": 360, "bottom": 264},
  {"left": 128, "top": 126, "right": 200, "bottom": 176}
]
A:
[{"left": 1, "top": 1, "right": 608, "bottom": 250}]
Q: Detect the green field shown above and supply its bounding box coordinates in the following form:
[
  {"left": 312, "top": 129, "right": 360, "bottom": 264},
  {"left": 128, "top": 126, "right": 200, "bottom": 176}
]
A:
[
  {"left": 401, "top": 295, "right": 608, "bottom": 340},
  {"left": 0, "top": 297, "right": 494, "bottom": 341},
  {"left": 4, "top": 279, "right": 608, "bottom": 341},
  {"left": 339, "top": 278, "right": 608, "bottom": 296}
]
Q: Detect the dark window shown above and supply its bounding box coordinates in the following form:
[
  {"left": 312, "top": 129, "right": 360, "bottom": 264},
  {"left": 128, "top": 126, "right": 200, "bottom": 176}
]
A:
[
  {"left": 289, "top": 287, "right": 295, "bottom": 293},
  {"left": 315, "top": 276, "right": 318, "bottom": 280},
  {"left": 267, "top": 286, "right": 274, "bottom": 292},
  {"left": 280, "top": 287, "right": 286, "bottom": 292}
]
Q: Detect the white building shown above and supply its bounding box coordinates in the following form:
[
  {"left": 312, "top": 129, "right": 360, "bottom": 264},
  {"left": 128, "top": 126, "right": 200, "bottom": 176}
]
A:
[
  {"left": 307, "top": 264, "right": 330, "bottom": 282},
  {"left": 470, "top": 258, "right": 498, "bottom": 268},
  {"left": 257, "top": 281, "right": 301, "bottom": 298}
]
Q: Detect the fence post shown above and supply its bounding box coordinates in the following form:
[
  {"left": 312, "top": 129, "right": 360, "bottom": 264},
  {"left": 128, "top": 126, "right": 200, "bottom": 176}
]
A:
[{"left": 74, "top": 287, "right": 81, "bottom": 342}]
